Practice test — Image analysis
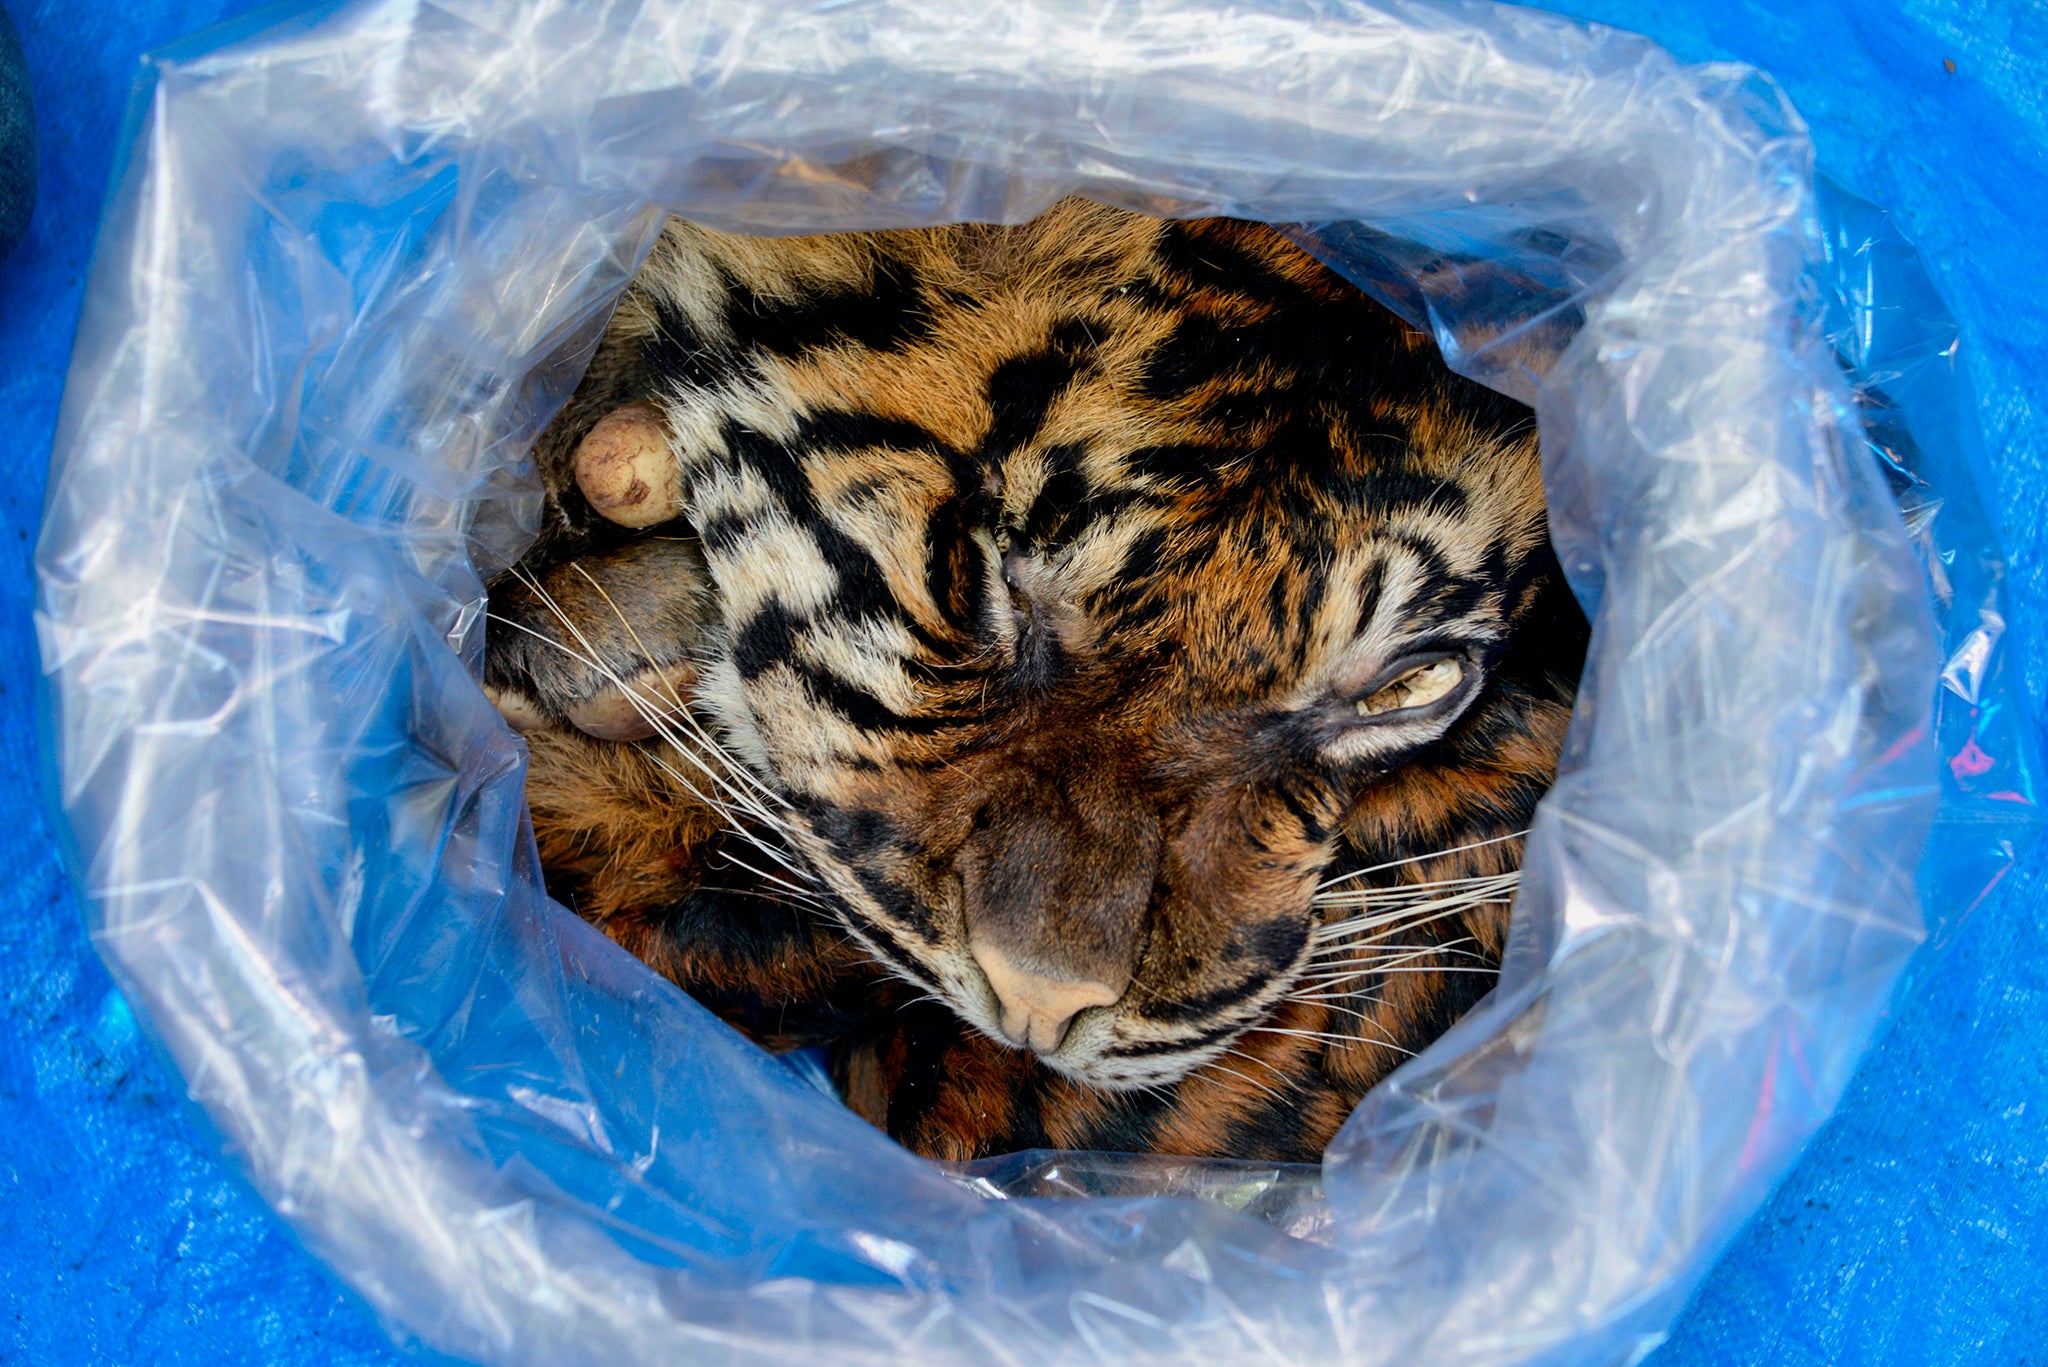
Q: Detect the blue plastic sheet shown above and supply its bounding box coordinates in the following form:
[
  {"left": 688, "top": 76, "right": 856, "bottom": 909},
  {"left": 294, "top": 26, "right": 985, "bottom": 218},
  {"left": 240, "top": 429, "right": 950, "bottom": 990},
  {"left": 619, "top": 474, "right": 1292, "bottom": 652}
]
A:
[
  {"left": 24, "top": 2, "right": 2039, "bottom": 1367},
  {"left": 1812, "top": 182, "right": 2039, "bottom": 947}
]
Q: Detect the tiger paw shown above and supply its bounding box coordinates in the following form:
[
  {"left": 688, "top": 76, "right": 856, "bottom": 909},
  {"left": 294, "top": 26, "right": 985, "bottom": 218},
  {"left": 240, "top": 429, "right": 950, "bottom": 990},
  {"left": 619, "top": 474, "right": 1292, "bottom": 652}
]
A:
[
  {"left": 572, "top": 401, "right": 688, "bottom": 530},
  {"left": 484, "top": 532, "right": 712, "bottom": 743}
]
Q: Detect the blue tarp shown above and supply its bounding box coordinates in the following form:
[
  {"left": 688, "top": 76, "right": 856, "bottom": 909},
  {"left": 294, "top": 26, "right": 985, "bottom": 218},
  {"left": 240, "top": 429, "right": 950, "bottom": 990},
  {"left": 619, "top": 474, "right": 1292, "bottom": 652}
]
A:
[{"left": 2, "top": 1, "right": 2042, "bottom": 1361}]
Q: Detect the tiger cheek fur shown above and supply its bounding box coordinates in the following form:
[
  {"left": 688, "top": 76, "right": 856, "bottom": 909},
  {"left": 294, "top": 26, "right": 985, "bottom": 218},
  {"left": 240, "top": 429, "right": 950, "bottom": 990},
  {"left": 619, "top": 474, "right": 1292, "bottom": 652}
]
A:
[{"left": 492, "top": 195, "right": 1587, "bottom": 1159}]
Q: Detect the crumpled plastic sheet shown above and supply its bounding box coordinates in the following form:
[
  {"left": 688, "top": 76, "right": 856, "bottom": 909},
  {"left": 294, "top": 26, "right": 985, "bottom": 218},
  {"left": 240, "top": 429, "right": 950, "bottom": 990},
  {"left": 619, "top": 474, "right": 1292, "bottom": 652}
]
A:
[{"left": 32, "top": 1, "right": 2039, "bottom": 1364}]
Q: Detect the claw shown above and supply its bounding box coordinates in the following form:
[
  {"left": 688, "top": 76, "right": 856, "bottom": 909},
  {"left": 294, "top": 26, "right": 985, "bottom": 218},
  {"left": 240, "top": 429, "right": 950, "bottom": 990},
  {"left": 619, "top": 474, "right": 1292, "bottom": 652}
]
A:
[{"left": 484, "top": 684, "right": 548, "bottom": 734}]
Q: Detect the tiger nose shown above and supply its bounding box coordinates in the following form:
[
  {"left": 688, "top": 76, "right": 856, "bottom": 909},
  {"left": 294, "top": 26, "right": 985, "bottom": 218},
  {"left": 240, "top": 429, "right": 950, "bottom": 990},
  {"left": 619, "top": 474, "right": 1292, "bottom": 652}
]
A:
[{"left": 970, "top": 941, "right": 1122, "bottom": 1054}]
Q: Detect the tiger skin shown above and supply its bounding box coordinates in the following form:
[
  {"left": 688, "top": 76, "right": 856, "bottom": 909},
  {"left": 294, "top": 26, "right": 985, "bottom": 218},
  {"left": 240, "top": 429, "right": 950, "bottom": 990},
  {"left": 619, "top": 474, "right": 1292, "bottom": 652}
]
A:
[{"left": 485, "top": 199, "right": 1587, "bottom": 1162}]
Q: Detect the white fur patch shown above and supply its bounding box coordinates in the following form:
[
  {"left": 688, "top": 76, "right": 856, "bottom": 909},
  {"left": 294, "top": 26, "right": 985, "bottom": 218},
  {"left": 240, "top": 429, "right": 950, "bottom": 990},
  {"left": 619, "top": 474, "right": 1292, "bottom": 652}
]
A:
[
  {"left": 705, "top": 512, "right": 839, "bottom": 623},
  {"left": 740, "top": 664, "right": 872, "bottom": 787},
  {"left": 691, "top": 655, "right": 774, "bottom": 778},
  {"left": 795, "top": 615, "right": 927, "bottom": 715}
]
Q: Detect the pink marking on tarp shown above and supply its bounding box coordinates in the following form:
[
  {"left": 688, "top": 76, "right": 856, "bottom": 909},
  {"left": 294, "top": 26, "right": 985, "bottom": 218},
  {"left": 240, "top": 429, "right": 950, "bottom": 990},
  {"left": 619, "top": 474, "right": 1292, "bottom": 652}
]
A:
[
  {"left": 1786, "top": 1024, "right": 1815, "bottom": 1096},
  {"left": 1846, "top": 723, "right": 1926, "bottom": 792},
  {"left": 1952, "top": 855, "right": 2017, "bottom": 933},
  {"left": 1872, "top": 723, "right": 1927, "bottom": 770},
  {"left": 1738, "top": 1030, "right": 1782, "bottom": 1174},
  {"left": 1950, "top": 737, "right": 1995, "bottom": 778}
]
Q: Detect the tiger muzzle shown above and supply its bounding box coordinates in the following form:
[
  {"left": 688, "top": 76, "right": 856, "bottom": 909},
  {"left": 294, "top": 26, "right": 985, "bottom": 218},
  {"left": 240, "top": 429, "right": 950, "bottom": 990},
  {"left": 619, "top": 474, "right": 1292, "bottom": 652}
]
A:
[{"left": 954, "top": 761, "right": 1160, "bottom": 1054}]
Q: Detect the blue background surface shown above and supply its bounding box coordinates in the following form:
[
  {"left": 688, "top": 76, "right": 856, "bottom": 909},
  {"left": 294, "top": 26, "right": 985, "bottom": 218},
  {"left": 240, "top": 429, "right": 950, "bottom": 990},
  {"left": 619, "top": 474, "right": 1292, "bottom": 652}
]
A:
[{"left": 1, "top": 1, "right": 2042, "bottom": 1362}]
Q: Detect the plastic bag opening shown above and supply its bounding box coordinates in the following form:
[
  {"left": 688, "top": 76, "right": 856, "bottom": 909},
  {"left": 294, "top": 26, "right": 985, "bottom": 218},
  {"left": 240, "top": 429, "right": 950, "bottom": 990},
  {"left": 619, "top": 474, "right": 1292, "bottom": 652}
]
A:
[{"left": 36, "top": 1, "right": 2037, "bottom": 1364}]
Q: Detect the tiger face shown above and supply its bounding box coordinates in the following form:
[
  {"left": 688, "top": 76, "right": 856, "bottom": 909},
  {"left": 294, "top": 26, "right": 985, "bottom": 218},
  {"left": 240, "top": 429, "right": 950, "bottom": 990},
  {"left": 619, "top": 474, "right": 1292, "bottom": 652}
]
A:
[{"left": 530, "top": 200, "right": 1564, "bottom": 1095}]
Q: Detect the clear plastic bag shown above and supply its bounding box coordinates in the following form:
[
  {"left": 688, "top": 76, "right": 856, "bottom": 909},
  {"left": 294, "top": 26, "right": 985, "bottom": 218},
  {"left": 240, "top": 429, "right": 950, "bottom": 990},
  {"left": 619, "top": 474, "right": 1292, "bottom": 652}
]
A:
[{"left": 34, "top": 1, "right": 2036, "bottom": 1363}]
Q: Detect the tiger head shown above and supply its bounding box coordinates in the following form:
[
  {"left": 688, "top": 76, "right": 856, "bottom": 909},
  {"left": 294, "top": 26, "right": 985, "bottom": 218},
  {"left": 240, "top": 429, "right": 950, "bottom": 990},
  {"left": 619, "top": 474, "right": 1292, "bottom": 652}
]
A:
[{"left": 531, "top": 202, "right": 1574, "bottom": 1091}]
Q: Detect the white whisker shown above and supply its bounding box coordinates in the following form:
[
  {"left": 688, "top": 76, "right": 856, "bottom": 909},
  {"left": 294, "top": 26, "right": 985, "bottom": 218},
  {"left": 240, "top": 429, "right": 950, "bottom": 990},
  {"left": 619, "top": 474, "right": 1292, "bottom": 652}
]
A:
[
  {"left": 1314, "top": 874, "right": 1520, "bottom": 910},
  {"left": 631, "top": 747, "right": 817, "bottom": 885},
  {"left": 1298, "top": 966, "right": 1498, "bottom": 989},
  {"left": 559, "top": 559, "right": 793, "bottom": 814},
  {"left": 1311, "top": 894, "right": 1513, "bottom": 946},
  {"left": 1205, "top": 1054, "right": 1292, "bottom": 1106},
  {"left": 1317, "top": 868, "right": 1523, "bottom": 898},
  {"left": 1308, "top": 937, "right": 1491, "bottom": 967},
  {"left": 1315, "top": 829, "right": 1529, "bottom": 891},
  {"left": 1268, "top": 1000, "right": 1412, "bottom": 1054},
  {"left": 1287, "top": 966, "right": 1499, "bottom": 998},
  {"left": 1243, "top": 1023, "right": 1413, "bottom": 1054},
  {"left": 488, "top": 581, "right": 826, "bottom": 903},
  {"left": 1288, "top": 996, "right": 1387, "bottom": 1026},
  {"left": 490, "top": 578, "right": 799, "bottom": 836},
  {"left": 502, "top": 566, "right": 792, "bottom": 821},
  {"left": 699, "top": 853, "right": 832, "bottom": 907},
  {"left": 1297, "top": 939, "right": 1492, "bottom": 985}
]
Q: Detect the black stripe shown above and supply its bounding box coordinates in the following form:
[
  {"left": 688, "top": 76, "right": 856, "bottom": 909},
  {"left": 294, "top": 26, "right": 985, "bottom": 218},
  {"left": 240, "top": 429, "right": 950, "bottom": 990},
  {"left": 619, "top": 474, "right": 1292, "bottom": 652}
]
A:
[
  {"left": 1105, "top": 1016, "right": 1252, "bottom": 1056},
  {"left": 1210, "top": 1078, "right": 1314, "bottom": 1161},
  {"left": 728, "top": 599, "right": 978, "bottom": 733},
  {"left": 1137, "top": 314, "right": 1236, "bottom": 402},
  {"left": 725, "top": 424, "right": 821, "bottom": 521},
  {"left": 649, "top": 874, "right": 833, "bottom": 967},
  {"left": 1390, "top": 530, "right": 1452, "bottom": 585},
  {"left": 1017, "top": 439, "right": 1087, "bottom": 547},
  {"left": 731, "top": 599, "right": 804, "bottom": 680},
  {"left": 790, "top": 661, "right": 977, "bottom": 735},
  {"left": 1265, "top": 573, "right": 1293, "bottom": 636},
  {"left": 981, "top": 336, "right": 1086, "bottom": 456},
  {"left": 1298, "top": 554, "right": 1329, "bottom": 627},
  {"left": 1116, "top": 526, "right": 1169, "bottom": 581},
  {"left": 868, "top": 999, "right": 961, "bottom": 1133},
  {"left": 807, "top": 802, "right": 897, "bottom": 858},
  {"left": 719, "top": 252, "right": 935, "bottom": 357},
  {"left": 645, "top": 298, "right": 733, "bottom": 390},
  {"left": 848, "top": 915, "right": 943, "bottom": 979},
  {"left": 1227, "top": 915, "right": 1311, "bottom": 969},
  {"left": 1269, "top": 776, "right": 1331, "bottom": 844},
  {"left": 923, "top": 495, "right": 993, "bottom": 634},
  {"left": 1128, "top": 975, "right": 1267, "bottom": 1027},
  {"left": 794, "top": 407, "right": 951, "bottom": 461},
  {"left": 1151, "top": 223, "right": 1309, "bottom": 310},
  {"left": 1352, "top": 559, "right": 1386, "bottom": 637},
  {"left": 1121, "top": 441, "right": 1222, "bottom": 485}
]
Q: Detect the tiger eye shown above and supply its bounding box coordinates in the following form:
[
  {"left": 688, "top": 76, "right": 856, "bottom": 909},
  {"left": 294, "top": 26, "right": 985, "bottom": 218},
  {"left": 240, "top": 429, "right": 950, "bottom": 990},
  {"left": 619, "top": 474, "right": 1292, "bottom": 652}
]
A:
[{"left": 1356, "top": 657, "right": 1463, "bottom": 716}]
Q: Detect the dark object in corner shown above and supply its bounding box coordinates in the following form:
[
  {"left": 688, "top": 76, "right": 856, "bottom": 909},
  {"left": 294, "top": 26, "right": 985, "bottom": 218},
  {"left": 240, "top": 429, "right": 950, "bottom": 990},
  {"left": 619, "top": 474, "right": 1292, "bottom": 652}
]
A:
[{"left": 0, "top": 4, "right": 33, "bottom": 261}]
